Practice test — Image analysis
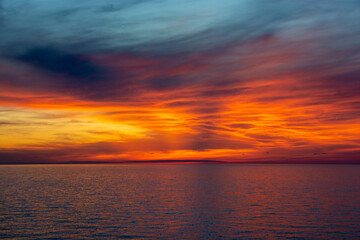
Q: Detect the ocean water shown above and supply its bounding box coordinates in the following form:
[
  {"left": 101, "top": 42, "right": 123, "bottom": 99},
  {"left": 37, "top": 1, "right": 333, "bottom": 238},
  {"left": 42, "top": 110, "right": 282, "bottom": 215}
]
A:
[{"left": 1, "top": 164, "right": 360, "bottom": 239}]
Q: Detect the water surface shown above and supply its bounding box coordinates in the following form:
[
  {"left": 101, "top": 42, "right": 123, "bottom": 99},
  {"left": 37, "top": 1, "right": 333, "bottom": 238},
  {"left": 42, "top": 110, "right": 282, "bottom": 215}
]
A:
[{"left": 1, "top": 164, "right": 360, "bottom": 239}]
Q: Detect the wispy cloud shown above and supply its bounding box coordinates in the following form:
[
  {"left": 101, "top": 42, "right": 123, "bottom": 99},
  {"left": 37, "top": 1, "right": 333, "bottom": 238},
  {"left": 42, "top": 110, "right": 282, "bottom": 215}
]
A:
[{"left": 0, "top": 0, "right": 360, "bottom": 163}]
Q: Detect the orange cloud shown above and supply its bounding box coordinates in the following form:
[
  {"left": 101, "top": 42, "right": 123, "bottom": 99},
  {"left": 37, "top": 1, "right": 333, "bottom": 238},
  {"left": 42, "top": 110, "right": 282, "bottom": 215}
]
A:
[{"left": 1, "top": 33, "right": 360, "bottom": 164}]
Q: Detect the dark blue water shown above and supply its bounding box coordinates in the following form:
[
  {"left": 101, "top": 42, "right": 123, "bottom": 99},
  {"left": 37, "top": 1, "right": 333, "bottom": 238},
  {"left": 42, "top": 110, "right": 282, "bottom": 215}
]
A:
[{"left": 1, "top": 164, "right": 360, "bottom": 239}]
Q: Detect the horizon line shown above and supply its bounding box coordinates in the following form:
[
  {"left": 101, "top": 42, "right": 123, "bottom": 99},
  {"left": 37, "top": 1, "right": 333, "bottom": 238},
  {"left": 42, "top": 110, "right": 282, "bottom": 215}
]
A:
[{"left": 1, "top": 159, "right": 360, "bottom": 165}]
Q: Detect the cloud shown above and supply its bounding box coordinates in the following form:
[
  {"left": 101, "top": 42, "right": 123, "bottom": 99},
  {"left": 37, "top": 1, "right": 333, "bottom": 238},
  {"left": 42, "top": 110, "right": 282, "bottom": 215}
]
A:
[
  {"left": 228, "top": 124, "right": 254, "bottom": 129},
  {"left": 16, "top": 47, "right": 107, "bottom": 83},
  {"left": 0, "top": 0, "right": 296, "bottom": 55},
  {"left": 0, "top": 121, "right": 17, "bottom": 125},
  {"left": 148, "top": 77, "right": 183, "bottom": 90},
  {"left": 1, "top": 0, "right": 360, "bottom": 163}
]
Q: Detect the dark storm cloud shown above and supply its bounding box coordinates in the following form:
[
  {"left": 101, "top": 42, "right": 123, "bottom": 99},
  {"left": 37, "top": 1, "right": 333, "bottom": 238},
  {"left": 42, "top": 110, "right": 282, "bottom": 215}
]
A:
[{"left": 16, "top": 47, "right": 106, "bottom": 83}]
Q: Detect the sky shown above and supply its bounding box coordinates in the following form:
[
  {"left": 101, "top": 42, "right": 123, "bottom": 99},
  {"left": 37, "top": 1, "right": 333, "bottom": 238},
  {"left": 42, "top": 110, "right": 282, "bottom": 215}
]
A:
[{"left": 0, "top": 0, "right": 360, "bottom": 164}]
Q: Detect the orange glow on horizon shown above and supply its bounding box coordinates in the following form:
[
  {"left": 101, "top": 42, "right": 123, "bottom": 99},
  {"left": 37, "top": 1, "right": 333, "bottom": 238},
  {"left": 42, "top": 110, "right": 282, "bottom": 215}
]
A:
[{"left": 1, "top": 42, "right": 359, "bottom": 164}]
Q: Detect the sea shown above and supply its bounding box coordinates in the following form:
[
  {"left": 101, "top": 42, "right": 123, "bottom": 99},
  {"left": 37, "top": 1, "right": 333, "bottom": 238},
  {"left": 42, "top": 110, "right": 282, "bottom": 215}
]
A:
[{"left": 1, "top": 164, "right": 360, "bottom": 239}]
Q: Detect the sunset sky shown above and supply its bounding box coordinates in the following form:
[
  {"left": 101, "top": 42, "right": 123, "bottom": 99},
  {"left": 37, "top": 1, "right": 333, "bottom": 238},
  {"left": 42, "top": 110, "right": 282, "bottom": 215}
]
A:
[{"left": 0, "top": 0, "right": 359, "bottom": 163}]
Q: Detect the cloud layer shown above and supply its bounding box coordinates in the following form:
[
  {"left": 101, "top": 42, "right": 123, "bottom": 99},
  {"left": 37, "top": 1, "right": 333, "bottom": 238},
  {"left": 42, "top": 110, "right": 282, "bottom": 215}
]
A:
[{"left": 0, "top": 0, "right": 360, "bottom": 163}]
